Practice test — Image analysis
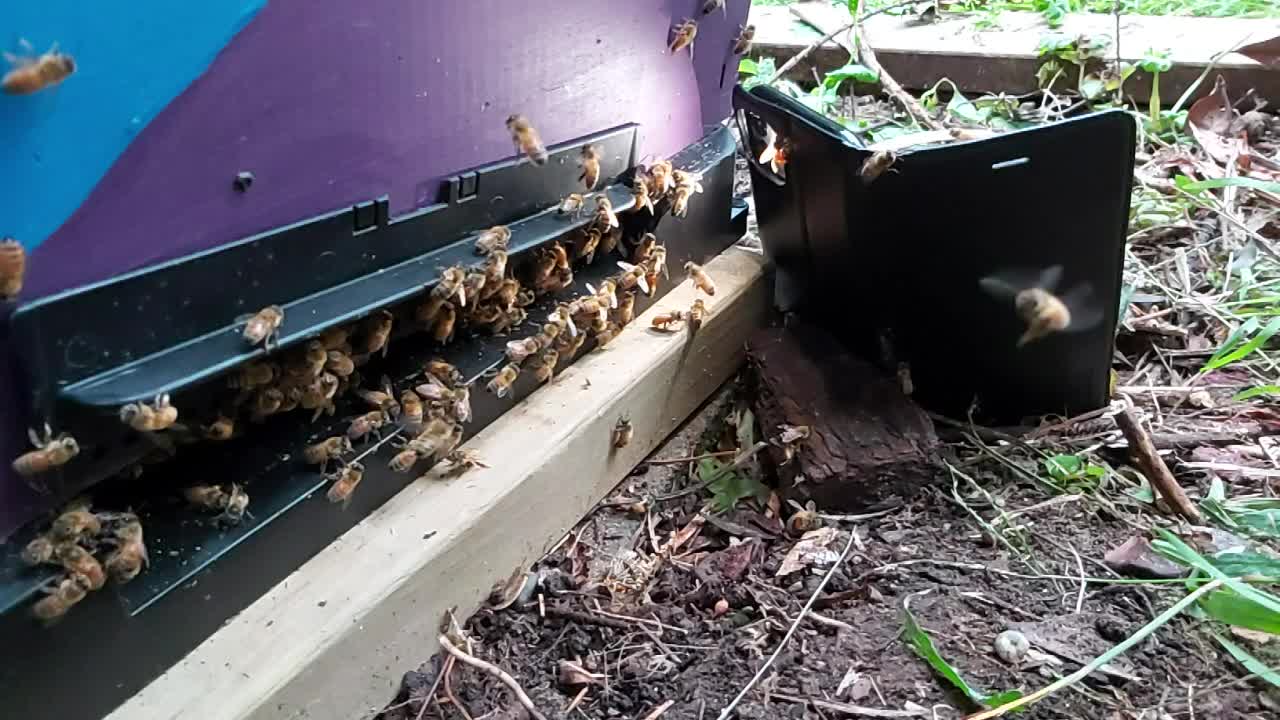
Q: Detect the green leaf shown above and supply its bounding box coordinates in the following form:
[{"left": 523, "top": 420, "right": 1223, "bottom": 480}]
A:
[
  {"left": 1210, "top": 551, "right": 1280, "bottom": 581},
  {"left": 1215, "top": 634, "right": 1280, "bottom": 689},
  {"left": 1079, "top": 75, "right": 1106, "bottom": 101},
  {"left": 1232, "top": 385, "right": 1280, "bottom": 401},
  {"left": 1152, "top": 530, "right": 1280, "bottom": 624},
  {"left": 738, "top": 58, "right": 759, "bottom": 77},
  {"left": 824, "top": 63, "right": 879, "bottom": 87},
  {"left": 1202, "top": 316, "right": 1280, "bottom": 372},
  {"left": 1117, "top": 284, "right": 1136, "bottom": 324},
  {"left": 699, "top": 457, "right": 767, "bottom": 513},
  {"left": 1177, "top": 176, "right": 1280, "bottom": 195},
  {"left": 1043, "top": 453, "right": 1107, "bottom": 491},
  {"left": 901, "top": 607, "right": 1022, "bottom": 709},
  {"left": 1200, "top": 590, "right": 1280, "bottom": 634}
]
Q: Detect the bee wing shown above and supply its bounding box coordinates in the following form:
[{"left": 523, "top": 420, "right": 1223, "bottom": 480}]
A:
[
  {"left": 979, "top": 265, "right": 1065, "bottom": 298},
  {"left": 977, "top": 275, "right": 1020, "bottom": 301},
  {"left": 1059, "top": 283, "right": 1105, "bottom": 334}
]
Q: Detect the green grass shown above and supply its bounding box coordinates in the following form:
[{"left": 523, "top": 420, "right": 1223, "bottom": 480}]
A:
[{"left": 752, "top": 0, "right": 1280, "bottom": 19}]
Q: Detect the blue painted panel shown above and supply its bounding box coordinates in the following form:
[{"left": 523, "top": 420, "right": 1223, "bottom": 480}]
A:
[{"left": 0, "top": 0, "right": 266, "bottom": 251}]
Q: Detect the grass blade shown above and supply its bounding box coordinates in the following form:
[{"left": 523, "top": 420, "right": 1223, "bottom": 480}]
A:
[
  {"left": 901, "top": 607, "right": 1021, "bottom": 709},
  {"left": 1215, "top": 634, "right": 1280, "bottom": 690}
]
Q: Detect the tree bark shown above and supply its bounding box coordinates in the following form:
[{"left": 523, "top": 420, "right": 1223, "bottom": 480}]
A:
[{"left": 746, "top": 324, "right": 941, "bottom": 511}]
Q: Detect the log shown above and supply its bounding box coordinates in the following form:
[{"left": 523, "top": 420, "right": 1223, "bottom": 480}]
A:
[
  {"left": 746, "top": 324, "right": 941, "bottom": 511},
  {"left": 1114, "top": 408, "right": 1203, "bottom": 523}
]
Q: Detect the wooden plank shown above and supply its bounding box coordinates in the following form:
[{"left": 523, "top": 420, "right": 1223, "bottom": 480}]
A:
[
  {"left": 107, "top": 246, "right": 770, "bottom": 720},
  {"left": 750, "top": 4, "right": 1280, "bottom": 103}
]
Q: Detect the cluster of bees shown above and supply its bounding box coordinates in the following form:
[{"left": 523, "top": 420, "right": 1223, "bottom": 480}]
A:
[
  {"left": 670, "top": 2, "right": 755, "bottom": 60},
  {"left": 6, "top": 93, "right": 717, "bottom": 622},
  {"left": 18, "top": 499, "right": 147, "bottom": 621}
]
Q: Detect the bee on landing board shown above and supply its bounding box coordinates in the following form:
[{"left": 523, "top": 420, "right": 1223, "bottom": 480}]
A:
[
  {"left": 631, "top": 175, "right": 655, "bottom": 215},
  {"left": 359, "top": 310, "right": 394, "bottom": 358},
  {"left": 688, "top": 299, "right": 707, "bottom": 332},
  {"left": 612, "top": 417, "right": 634, "bottom": 448},
  {"left": 475, "top": 225, "right": 511, "bottom": 255},
  {"left": 326, "top": 463, "right": 365, "bottom": 508},
  {"left": 347, "top": 410, "right": 388, "bottom": 442},
  {"left": 434, "top": 449, "right": 488, "bottom": 479},
  {"left": 559, "top": 193, "right": 587, "bottom": 218},
  {"left": 758, "top": 133, "right": 792, "bottom": 175},
  {"left": 2, "top": 41, "right": 75, "bottom": 95},
  {"left": 506, "top": 114, "right": 548, "bottom": 165},
  {"left": 304, "top": 435, "right": 353, "bottom": 470},
  {"left": 651, "top": 310, "right": 685, "bottom": 332},
  {"left": 103, "top": 517, "right": 148, "bottom": 584},
  {"left": 242, "top": 305, "right": 285, "bottom": 349},
  {"left": 487, "top": 363, "right": 521, "bottom": 398},
  {"left": 648, "top": 160, "right": 675, "bottom": 196},
  {"left": 31, "top": 574, "right": 91, "bottom": 621},
  {"left": 978, "top": 265, "right": 1102, "bottom": 347},
  {"left": 671, "top": 170, "right": 704, "bottom": 217},
  {"left": 593, "top": 195, "right": 620, "bottom": 231},
  {"left": 11, "top": 425, "right": 79, "bottom": 477},
  {"left": 669, "top": 19, "right": 698, "bottom": 59},
  {"left": 228, "top": 361, "right": 278, "bottom": 390},
  {"left": 579, "top": 145, "right": 602, "bottom": 190},
  {"left": 614, "top": 291, "right": 637, "bottom": 327},
  {"left": 733, "top": 25, "right": 756, "bottom": 55},
  {"left": 615, "top": 261, "right": 651, "bottom": 296},
  {"left": 859, "top": 150, "right": 898, "bottom": 184},
  {"left": 505, "top": 336, "right": 542, "bottom": 364},
  {"left": 1, "top": 237, "right": 25, "bottom": 299},
  {"left": 21, "top": 536, "right": 55, "bottom": 566},
  {"left": 684, "top": 261, "right": 717, "bottom": 296}
]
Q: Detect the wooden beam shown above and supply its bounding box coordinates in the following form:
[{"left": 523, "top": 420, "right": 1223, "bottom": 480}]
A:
[
  {"left": 107, "top": 247, "right": 770, "bottom": 720},
  {"left": 751, "top": 3, "right": 1280, "bottom": 104}
]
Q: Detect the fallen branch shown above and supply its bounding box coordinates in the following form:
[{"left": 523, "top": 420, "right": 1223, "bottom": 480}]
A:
[
  {"left": 437, "top": 635, "right": 547, "bottom": 720},
  {"left": 965, "top": 579, "right": 1224, "bottom": 719},
  {"left": 1114, "top": 409, "right": 1202, "bottom": 522},
  {"left": 716, "top": 529, "right": 858, "bottom": 720}
]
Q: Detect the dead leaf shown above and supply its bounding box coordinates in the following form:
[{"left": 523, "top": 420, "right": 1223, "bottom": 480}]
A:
[
  {"left": 661, "top": 513, "right": 705, "bottom": 555},
  {"left": 1230, "top": 626, "right": 1275, "bottom": 644},
  {"left": 1187, "top": 76, "right": 1247, "bottom": 166},
  {"left": 1239, "top": 34, "right": 1280, "bottom": 69},
  {"left": 557, "top": 659, "right": 604, "bottom": 688},
  {"left": 699, "top": 538, "right": 759, "bottom": 582},
  {"left": 490, "top": 568, "right": 534, "bottom": 610},
  {"left": 776, "top": 526, "right": 841, "bottom": 576}
]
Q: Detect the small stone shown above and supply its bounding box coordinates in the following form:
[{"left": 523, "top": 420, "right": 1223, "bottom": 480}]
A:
[
  {"left": 994, "top": 630, "right": 1030, "bottom": 664},
  {"left": 1104, "top": 536, "right": 1186, "bottom": 579}
]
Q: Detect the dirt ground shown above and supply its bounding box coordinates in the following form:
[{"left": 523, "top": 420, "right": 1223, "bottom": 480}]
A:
[{"left": 374, "top": 377, "right": 1274, "bottom": 720}]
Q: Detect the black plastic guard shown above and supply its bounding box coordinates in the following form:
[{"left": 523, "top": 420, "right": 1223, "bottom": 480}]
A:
[{"left": 733, "top": 84, "right": 1134, "bottom": 421}]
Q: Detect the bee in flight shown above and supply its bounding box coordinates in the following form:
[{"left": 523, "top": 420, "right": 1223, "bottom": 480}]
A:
[{"left": 978, "top": 265, "right": 1102, "bottom": 347}]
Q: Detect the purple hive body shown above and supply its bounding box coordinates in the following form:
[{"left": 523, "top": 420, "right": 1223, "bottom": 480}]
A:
[{"left": 1, "top": 0, "right": 751, "bottom": 538}]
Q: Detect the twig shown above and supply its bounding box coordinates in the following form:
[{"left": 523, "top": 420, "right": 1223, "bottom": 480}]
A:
[
  {"left": 844, "top": 3, "right": 944, "bottom": 132},
  {"left": 652, "top": 441, "right": 770, "bottom": 501},
  {"left": 1070, "top": 547, "right": 1087, "bottom": 614},
  {"left": 646, "top": 450, "right": 738, "bottom": 465},
  {"left": 964, "top": 579, "right": 1225, "bottom": 719},
  {"left": 765, "top": 21, "right": 855, "bottom": 85},
  {"left": 410, "top": 658, "right": 449, "bottom": 720},
  {"left": 443, "top": 656, "right": 474, "bottom": 720},
  {"left": 1114, "top": 409, "right": 1202, "bottom": 522},
  {"left": 771, "top": 693, "right": 929, "bottom": 718},
  {"left": 641, "top": 700, "right": 676, "bottom": 720},
  {"left": 717, "top": 529, "right": 858, "bottom": 720},
  {"left": 437, "top": 635, "right": 547, "bottom": 720}
]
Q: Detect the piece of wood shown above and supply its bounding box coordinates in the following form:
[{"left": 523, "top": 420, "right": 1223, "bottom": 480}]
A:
[
  {"left": 751, "top": 4, "right": 1280, "bottom": 104},
  {"left": 107, "top": 247, "right": 769, "bottom": 720},
  {"left": 746, "top": 324, "right": 941, "bottom": 511},
  {"left": 1114, "top": 408, "right": 1202, "bottom": 522}
]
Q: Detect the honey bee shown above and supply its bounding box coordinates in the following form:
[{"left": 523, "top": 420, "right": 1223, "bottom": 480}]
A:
[
  {"left": 590, "top": 279, "right": 619, "bottom": 309},
  {"left": 120, "top": 394, "right": 179, "bottom": 432},
  {"left": 221, "top": 485, "right": 250, "bottom": 524},
  {"left": 537, "top": 265, "right": 574, "bottom": 295},
  {"left": 859, "top": 150, "right": 898, "bottom": 184},
  {"left": 758, "top": 134, "right": 792, "bottom": 175},
  {"left": 651, "top": 310, "right": 685, "bottom": 331},
  {"left": 434, "top": 449, "right": 488, "bottom": 478},
  {"left": 2, "top": 41, "right": 75, "bottom": 95},
  {"left": 599, "top": 226, "right": 621, "bottom": 258},
  {"left": 1, "top": 237, "right": 25, "bottom": 299},
  {"left": 671, "top": 171, "right": 704, "bottom": 217},
  {"left": 360, "top": 310, "right": 395, "bottom": 358},
  {"left": 548, "top": 303, "right": 579, "bottom": 337},
  {"left": 648, "top": 160, "right": 676, "bottom": 195},
  {"left": 614, "top": 292, "right": 637, "bottom": 326},
  {"left": 388, "top": 446, "right": 423, "bottom": 473},
  {"left": 204, "top": 415, "right": 236, "bottom": 441},
  {"left": 21, "top": 536, "right": 54, "bottom": 566},
  {"left": 406, "top": 418, "right": 456, "bottom": 462},
  {"left": 487, "top": 363, "right": 521, "bottom": 398},
  {"left": 298, "top": 340, "right": 331, "bottom": 377},
  {"left": 579, "top": 145, "right": 602, "bottom": 190},
  {"left": 506, "top": 114, "right": 548, "bottom": 165},
  {"left": 702, "top": 0, "right": 727, "bottom": 16},
  {"left": 400, "top": 389, "right": 425, "bottom": 432},
  {"left": 326, "top": 462, "right": 365, "bottom": 507},
  {"left": 979, "top": 266, "right": 1100, "bottom": 347},
  {"left": 556, "top": 328, "right": 587, "bottom": 357},
  {"left": 103, "top": 519, "right": 148, "bottom": 584},
  {"left": 533, "top": 350, "right": 559, "bottom": 384},
  {"left": 426, "top": 360, "right": 465, "bottom": 386},
  {"left": 56, "top": 543, "right": 106, "bottom": 590},
  {"left": 616, "top": 261, "right": 651, "bottom": 295},
  {"left": 593, "top": 322, "right": 623, "bottom": 347},
  {"left": 299, "top": 372, "right": 339, "bottom": 419},
  {"left": 463, "top": 270, "right": 488, "bottom": 306},
  {"left": 12, "top": 426, "right": 79, "bottom": 477},
  {"left": 688, "top": 299, "right": 707, "bottom": 332},
  {"left": 303, "top": 435, "right": 353, "bottom": 469},
  {"left": 452, "top": 385, "right": 472, "bottom": 423},
  {"left": 594, "top": 196, "right": 620, "bottom": 231},
  {"left": 631, "top": 176, "right": 655, "bottom": 215},
  {"left": 433, "top": 303, "right": 458, "bottom": 344},
  {"left": 483, "top": 249, "right": 509, "bottom": 288},
  {"left": 491, "top": 278, "right": 521, "bottom": 309},
  {"left": 560, "top": 193, "right": 587, "bottom": 218},
  {"left": 633, "top": 233, "right": 657, "bottom": 264},
  {"left": 571, "top": 296, "right": 607, "bottom": 325},
  {"left": 250, "top": 387, "right": 286, "bottom": 422},
  {"left": 347, "top": 410, "right": 387, "bottom": 442},
  {"left": 242, "top": 305, "right": 285, "bottom": 349},
  {"left": 279, "top": 386, "right": 304, "bottom": 414},
  {"left": 475, "top": 225, "right": 512, "bottom": 255},
  {"left": 787, "top": 503, "right": 822, "bottom": 535},
  {"left": 319, "top": 326, "right": 351, "bottom": 350},
  {"left": 31, "top": 574, "right": 91, "bottom": 622},
  {"left": 684, "top": 262, "right": 716, "bottom": 296},
  {"left": 436, "top": 265, "right": 469, "bottom": 308},
  {"left": 530, "top": 247, "right": 558, "bottom": 289},
  {"left": 669, "top": 19, "right": 698, "bottom": 58},
  {"left": 326, "top": 350, "right": 356, "bottom": 377},
  {"left": 733, "top": 24, "right": 756, "bottom": 54},
  {"left": 469, "top": 302, "right": 505, "bottom": 332},
  {"left": 228, "top": 361, "right": 278, "bottom": 389},
  {"left": 612, "top": 417, "right": 634, "bottom": 448},
  {"left": 506, "top": 336, "right": 543, "bottom": 364}
]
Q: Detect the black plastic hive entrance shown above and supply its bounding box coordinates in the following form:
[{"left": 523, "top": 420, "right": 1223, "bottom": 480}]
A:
[
  {"left": 0, "top": 125, "right": 747, "bottom": 720},
  {"left": 733, "top": 85, "right": 1136, "bottom": 422}
]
